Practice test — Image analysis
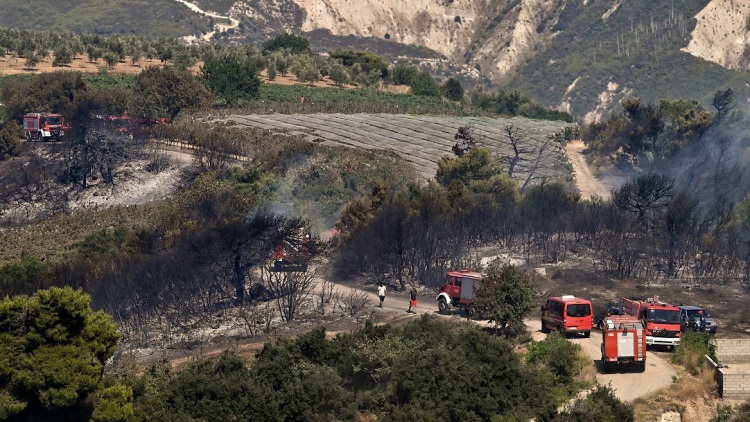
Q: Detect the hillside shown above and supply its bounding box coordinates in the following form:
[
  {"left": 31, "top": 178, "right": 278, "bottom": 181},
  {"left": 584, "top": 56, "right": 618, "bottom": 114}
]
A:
[{"left": 3, "top": 0, "right": 750, "bottom": 118}]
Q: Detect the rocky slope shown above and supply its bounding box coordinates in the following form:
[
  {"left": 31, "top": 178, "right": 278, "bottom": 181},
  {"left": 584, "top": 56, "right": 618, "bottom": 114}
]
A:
[{"left": 683, "top": 0, "right": 750, "bottom": 69}]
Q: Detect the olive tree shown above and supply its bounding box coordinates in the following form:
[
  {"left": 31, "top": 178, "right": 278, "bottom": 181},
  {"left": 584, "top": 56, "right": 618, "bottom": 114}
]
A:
[
  {"left": 475, "top": 264, "right": 535, "bottom": 334},
  {"left": 200, "top": 52, "right": 261, "bottom": 105}
]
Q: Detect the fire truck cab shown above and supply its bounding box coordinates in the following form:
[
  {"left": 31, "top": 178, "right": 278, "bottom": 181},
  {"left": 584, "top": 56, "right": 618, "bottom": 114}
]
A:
[
  {"left": 621, "top": 296, "right": 681, "bottom": 348},
  {"left": 23, "top": 113, "right": 69, "bottom": 141},
  {"left": 436, "top": 270, "right": 483, "bottom": 317}
]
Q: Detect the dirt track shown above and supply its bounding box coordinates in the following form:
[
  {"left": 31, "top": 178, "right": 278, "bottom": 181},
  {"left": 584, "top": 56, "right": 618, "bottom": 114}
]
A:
[
  {"left": 329, "top": 282, "right": 676, "bottom": 403},
  {"left": 565, "top": 140, "right": 611, "bottom": 200}
]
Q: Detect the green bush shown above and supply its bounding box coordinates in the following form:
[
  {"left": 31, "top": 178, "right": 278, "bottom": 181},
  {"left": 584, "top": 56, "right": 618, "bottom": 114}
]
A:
[
  {"left": 409, "top": 71, "right": 440, "bottom": 97},
  {"left": 0, "top": 257, "right": 55, "bottom": 297},
  {"left": 130, "top": 66, "right": 213, "bottom": 121},
  {"left": 200, "top": 52, "right": 261, "bottom": 105},
  {"left": 671, "top": 331, "right": 716, "bottom": 375},
  {"left": 555, "top": 384, "right": 634, "bottom": 421},
  {"left": 389, "top": 63, "right": 419, "bottom": 85},
  {"left": 330, "top": 48, "right": 389, "bottom": 79},
  {"left": 248, "top": 318, "right": 560, "bottom": 421},
  {"left": 262, "top": 33, "right": 311, "bottom": 54},
  {"left": 0, "top": 120, "right": 23, "bottom": 160},
  {"left": 526, "top": 332, "right": 582, "bottom": 386},
  {"left": 441, "top": 77, "right": 465, "bottom": 101},
  {"left": 133, "top": 351, "right": 280, "bottom": 422},
  {"left": 710, "top": 401, "right": 750, "bottom": 422}
]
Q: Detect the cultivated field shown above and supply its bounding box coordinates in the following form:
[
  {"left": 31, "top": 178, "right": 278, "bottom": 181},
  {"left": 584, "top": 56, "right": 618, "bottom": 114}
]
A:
[{"left": 220, "top": 113, "right": 573, "bottom": 184}]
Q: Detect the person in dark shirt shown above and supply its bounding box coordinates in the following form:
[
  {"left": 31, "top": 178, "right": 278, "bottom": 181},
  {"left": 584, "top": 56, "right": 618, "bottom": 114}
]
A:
[{"left": 408, "top": 288, "right": 417, "bottom": 313}]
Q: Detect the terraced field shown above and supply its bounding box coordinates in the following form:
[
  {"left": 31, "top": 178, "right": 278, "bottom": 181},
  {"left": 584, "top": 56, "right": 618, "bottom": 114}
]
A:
[{"left": 222, "top": 113, "right": 573, "bottom": 187}]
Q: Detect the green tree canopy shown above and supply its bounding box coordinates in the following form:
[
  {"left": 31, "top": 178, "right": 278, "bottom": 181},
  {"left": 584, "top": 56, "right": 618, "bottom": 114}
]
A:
[
  {"left": 0, "top": 71, "right": 89, "bottom": 123},
  {"left": 475, "top": 264, "right": 536, "bottom": 332},
  {"left": 329, "top": 48, "right": 389, "bottom": 78},
  {"left": 440, "top": 77, "right": 465, "bottom": 101},
  {"left": 200, "top": 52, "right": 261, "bottom": 105},
  {"left": 409, "top": 71, "right": 440, "bottom": 97},
  {"left": 130, "top": 66, "right": 213, "bottom": 121},
  {"left": 389, "top": 63, "right": 419, "bottom": 86},
  {"left": 0, "top": 287, "right": 121, "bottom": 421},
  {"left": 262, "top": 33, "right": 311, "bottom": 54},
  {"left": 436, "top": 147, "right": 504, "bottom": 187}
]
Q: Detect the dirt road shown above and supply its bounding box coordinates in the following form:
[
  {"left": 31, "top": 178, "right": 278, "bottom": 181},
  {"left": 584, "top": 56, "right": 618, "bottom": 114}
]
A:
[
  {"left": 337, "top": 283, "right": 676, "bottom": 403},
  {"left": 566, "top": 140, "right": 611, "bottom": 200},
  {"left": 525, "top": 320, "right": 676, "bottom": 402}
]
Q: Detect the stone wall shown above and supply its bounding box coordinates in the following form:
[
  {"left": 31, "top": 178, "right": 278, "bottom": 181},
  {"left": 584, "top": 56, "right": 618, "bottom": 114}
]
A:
[
  {"left": 716, "top": 339, "right": 750, "bottom": 364},
  {"left": 713, "top": 339, "right": 750, "bottom": 400}
]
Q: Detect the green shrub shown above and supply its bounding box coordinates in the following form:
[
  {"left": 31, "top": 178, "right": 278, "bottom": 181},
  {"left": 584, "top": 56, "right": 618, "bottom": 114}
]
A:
[
  {"left": 330, "top": 48, "right": 389, "bottom": 79},
  {"left": 409, "top": 71, "right": 440, "bottom": 97},
  {"left": 0, "top": 257, "right": 55, "bottom": 297},
  {"left": 709, "top": 401, "right": 750, "bottom": 422},
  {"left": 555, "top": 384, "right": 634, "bottom": 421},
  {"left": 0, "top": 120, "right": 23, "bottom": 159},
  {"left": 526, "top": 332, "right": 582, "bottom": 385},
  {"left": 441, "top": 77, "right": 465, "bottom": 101},
  {"left": 262, "top": 33, "right": 311, "bottom": 54},
  {"left": 389, "top": 63, "right": 419, "bottom": 86},
  {"left": 200, "top": 52, "right": 261, "bottom": 105},
  {"left": 671, "top": 331, "right": 716, "bottom": 375}
]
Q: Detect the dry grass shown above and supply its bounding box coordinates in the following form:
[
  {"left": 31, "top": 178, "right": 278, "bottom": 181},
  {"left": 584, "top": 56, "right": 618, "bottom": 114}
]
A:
[
  {"left": 633, "top": 367, "right": 720, "bottom": 421},
  {"left": 0, "top": 203, "right": 159, "bottom": 264},
  {"left": 576, "top": 348, "right": 599, "bottom": 384}
]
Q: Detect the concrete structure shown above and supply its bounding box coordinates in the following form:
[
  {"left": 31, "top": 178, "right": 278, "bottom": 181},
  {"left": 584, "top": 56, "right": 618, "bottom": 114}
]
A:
[{"left": 708, "top": 339, "right": 750, "bottom": 400}]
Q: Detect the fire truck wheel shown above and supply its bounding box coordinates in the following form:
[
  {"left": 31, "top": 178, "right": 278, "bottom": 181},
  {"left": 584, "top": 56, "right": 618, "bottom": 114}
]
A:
[
  {"left": 584, "top": 331, "right": 590, "bottom": 338},
  {"left": 637, "top": 362, "right": 646, "bottom": 372},
  {"left": 438, "top": 298, "right": 449, "bottom": 315},
  {"left": 603, "top": 362, "right": 611, "bottom": 373},
  {"left": 541, "top": 321, "right": 551, "bottom": 333}
]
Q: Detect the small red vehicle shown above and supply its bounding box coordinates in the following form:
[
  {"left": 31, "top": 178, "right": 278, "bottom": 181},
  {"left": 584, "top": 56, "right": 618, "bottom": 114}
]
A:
[
  {"left": 104, "top": 115, "right": 134, "bottom": 135},
  {"left": 541, "top": 295, "right": 594, "bottom": 338},
  {"left": 435, "top": 269, "right": 484, "bottom": 317},
  {"left": 600, "top": 315, "right": 647, "bottom": 372},
  {"left": 23, "top": 113, "right": 69, "bottom": 141},
  {"left": 272, "top": 230, "right": 312, "bottom": 272}
]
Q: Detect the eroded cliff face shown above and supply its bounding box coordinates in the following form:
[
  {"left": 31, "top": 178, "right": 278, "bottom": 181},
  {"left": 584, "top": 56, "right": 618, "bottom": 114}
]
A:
[
  {"left": 682, "top": 0, "right": 750, "bottom": 69},
  {"left": 289, "top": 0, "right": 564, "bottom": 83}
]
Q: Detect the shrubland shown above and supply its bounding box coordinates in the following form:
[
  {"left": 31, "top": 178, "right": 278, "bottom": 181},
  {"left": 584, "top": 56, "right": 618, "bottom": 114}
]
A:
[{"left": 2, "top": 25, "right": 750, "bottom": 422}]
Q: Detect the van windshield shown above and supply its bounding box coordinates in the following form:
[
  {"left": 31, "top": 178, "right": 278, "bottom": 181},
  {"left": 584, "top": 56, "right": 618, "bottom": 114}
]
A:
[{"left": 566, "top": 304, "right": 591, "bottom": 317}]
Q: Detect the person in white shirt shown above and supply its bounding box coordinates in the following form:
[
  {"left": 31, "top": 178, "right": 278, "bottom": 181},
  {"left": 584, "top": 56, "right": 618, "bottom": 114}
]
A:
[{"left": 377, "top": 284, "right": 386, "bottom": 308}]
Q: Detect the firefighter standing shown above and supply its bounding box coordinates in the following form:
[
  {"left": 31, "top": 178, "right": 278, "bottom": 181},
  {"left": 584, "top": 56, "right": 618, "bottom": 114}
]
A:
[{"left": 697, "top": 310, "right": 707, "bottom": 332}]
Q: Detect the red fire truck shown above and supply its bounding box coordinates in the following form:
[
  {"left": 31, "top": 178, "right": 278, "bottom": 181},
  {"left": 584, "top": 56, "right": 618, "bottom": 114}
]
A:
[
  {"left": 600, "top": 314, "right": 647, "bottom": 372},
  {"left": 23, "top": 113, "right": 69, "bottom": 141},
  {"left": 272, "top": 230, "right": 312, "bottom": 272},
  {"left": 435, "top": 269, "right": 484, "bottom": 317},
  {"left": 621, "top": 296, "right": 681, "bottom": 348}
]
